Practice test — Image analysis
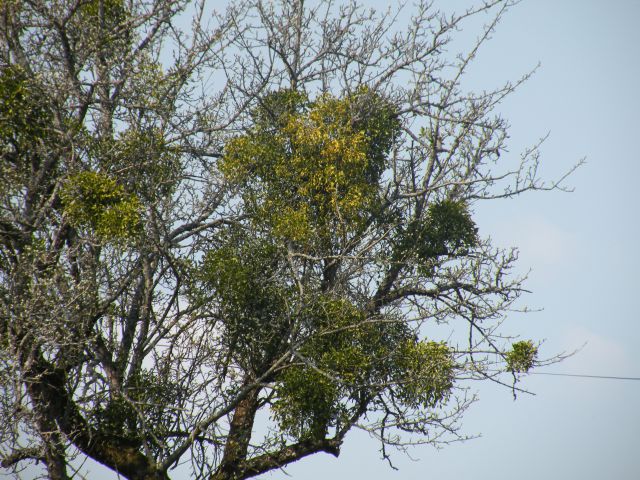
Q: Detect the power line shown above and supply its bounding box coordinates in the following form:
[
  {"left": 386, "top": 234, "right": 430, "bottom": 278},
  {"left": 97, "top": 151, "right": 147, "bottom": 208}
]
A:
[{"left": 532, "top": 372, "right": 640, "bottom": 381}]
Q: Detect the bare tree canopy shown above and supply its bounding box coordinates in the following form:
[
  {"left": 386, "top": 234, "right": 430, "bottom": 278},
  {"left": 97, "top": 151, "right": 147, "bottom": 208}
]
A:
[{"left": 0, "top": 1, "right": 575, "bottom": 479}]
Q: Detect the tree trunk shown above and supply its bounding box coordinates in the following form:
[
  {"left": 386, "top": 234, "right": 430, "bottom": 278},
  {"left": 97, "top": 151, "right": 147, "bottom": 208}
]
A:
[{"left": 213, "top": 386, "right": 260, "bottom": 480}]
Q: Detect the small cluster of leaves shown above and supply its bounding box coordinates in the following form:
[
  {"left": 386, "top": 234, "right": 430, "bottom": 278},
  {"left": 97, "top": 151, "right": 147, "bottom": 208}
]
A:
[
  {"left": 271, "top": 298, "right": 375, "bottom": 439},
  {"left": 200, "top": 232, "right": 291, "bottom": 370},
  {"left": 76, "top": 0, "right": 129, "bottom": 41},
  {"left": 0, "top": 65, "right": 51, "bottom": 156},
  {"left": 273, "top": 363, "right": 340, "bottom": 440},
  {"left": 221, "top": 88, "right": 400, "bottom": 246},
  {"left": 272, "top": 297, "right": 455, "bottom": 440},
  {"left": 57, "top": 0, "right": 133, "bottom": 72},
  {"left": 394, "top": 340, "right": 455, "bottom": 408},
  {"left": 90, "top": 370, "right": 183, "bottom": 448},
  {"left": 60, "top": 171, "right": 142, "bottom": 241},
  {"left": 90, "top": 127, "right": 181, "bottom": 201},
  {"left": 123, "top": 56, "right": 174, "bottom": 117},
  {"left": 416, "top": 199, "right": 478, "bottom": 260},
  {"left": 505, "top": 340, "right": 538, "bottom": 373}
]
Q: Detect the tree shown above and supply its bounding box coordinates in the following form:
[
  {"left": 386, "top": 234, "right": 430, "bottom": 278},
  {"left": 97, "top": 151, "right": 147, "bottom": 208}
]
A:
[{"left": 0, "top": 1, "right": 575, "bottom": 479}]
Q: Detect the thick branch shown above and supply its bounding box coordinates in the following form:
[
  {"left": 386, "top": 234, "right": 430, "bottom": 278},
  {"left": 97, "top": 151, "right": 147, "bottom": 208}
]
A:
[
  {"left": 22, "top": 348, "right": 167, "bottom": 480},
  {"left": 214, "top": 437, "right": 342, "bottom": 480},
  {"left": 1, "top": 447, "right": 44, "bottom": 468},
  {"left": 215, "top": 386, "right": 261, "bottom": 479}
]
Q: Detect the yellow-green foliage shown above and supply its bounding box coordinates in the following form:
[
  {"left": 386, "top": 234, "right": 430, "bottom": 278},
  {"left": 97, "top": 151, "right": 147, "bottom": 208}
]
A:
[
  {"left": 416, "top": 199, "right": 478, "bottom": 260},
  {"left": 395, "top": 340, "right": 454, "bottom": 408},
  {"left": 0, "top": 0, "right": 20, "bottom": 9},
  {"left": 200, "top": 234, "right": 291, "bottom": 368},
  {"left": 302, "top": 298, "right": 375, "bottom": 384},
  {"left": 272, "top": 296, "right": 455, "bottom": 439},
  {"left": 272, "top": 365, "right": 339, "bottom": 440},
  {"left": 272, "top": 298, "right": 370, "bottom": 439},
  {"left": 80, "top": 125, "right": 180, "bottom": 202},
  {"left": 127, "top": 57, "right": 171, "bottom": 112},
  {"left": 0, "top": 65, "right": 50, "bottom": 154},
  {"left": 505, "top": 340, "right": 538, "bottom": 373},
  {"left": 202, "top": 238, "right": 284, "bottom": 309},
  {"left": 61, "top": 171, "right": 142, "bottom": 240},
  {"left": 108, "top": 127, "right": 180, "bottom": 200},
  {"left": 91, "top": 369, "right": 183, "bottom": 445},
  {"left": 73, "top": 0, "right": 130, "bottom": 55},
  {"left": 79, "top": 0, "right": 128, "bottom": 27},
  {"left": 221, "top": 88, "right": 399, "bottom": 244}
]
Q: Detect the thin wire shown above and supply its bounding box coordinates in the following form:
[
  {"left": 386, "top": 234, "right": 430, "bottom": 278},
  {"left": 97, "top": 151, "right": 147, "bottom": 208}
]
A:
[{"left": 532, "top": 372, "right": 640, "bottom": 381}]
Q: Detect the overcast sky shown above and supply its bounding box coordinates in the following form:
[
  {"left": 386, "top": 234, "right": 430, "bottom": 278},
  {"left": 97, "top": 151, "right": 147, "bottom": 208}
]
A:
[{"left": 273, "top": 1, "right": 640, "bottom": 479}]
